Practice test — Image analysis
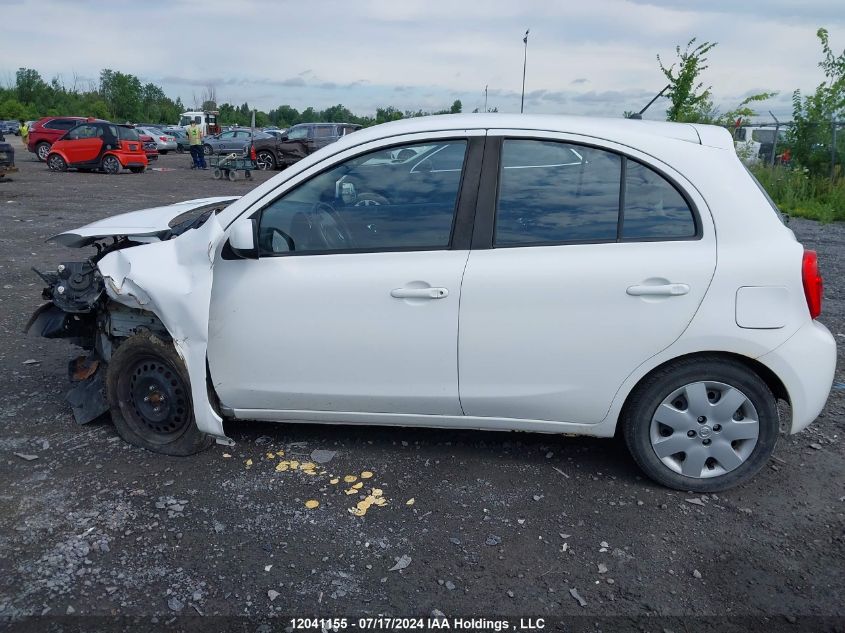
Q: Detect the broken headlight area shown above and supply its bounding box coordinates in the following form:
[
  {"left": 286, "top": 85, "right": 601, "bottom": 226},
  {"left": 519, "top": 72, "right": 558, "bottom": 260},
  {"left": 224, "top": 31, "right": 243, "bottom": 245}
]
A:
[{"left": 27, "top": 251, "right": 170, "bottom": 425}]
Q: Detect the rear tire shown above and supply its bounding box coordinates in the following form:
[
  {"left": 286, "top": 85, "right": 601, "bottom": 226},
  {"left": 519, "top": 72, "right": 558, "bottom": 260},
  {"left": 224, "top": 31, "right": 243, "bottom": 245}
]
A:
[
  {"left": 101, "top": 155, "right": 121, "bottom": 174},
  {"left": 256, "top": 150, "right": 276, "bottom": 170},
  {"left": 227, "top": 169, "right": 237, "bottom": 181},
  {"left": 212, "top": 168, "right": 222, "bottom": 180},
  {"left": 203, "top": 144, "right": 213, "bottom": 156},
  {"left": 106, "top": 333, "right": 213, "bottom": 456},
  {"left": 622, "top": 356, "right": 779, "bottom": 492},
  {"left": 36, "top": 142, "right": 51, "bottom": 162}
]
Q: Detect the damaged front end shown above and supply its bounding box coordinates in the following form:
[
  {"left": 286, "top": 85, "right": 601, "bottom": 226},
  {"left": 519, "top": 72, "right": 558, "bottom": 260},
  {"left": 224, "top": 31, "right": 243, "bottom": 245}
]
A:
[
  {"left": 28, "top": 251, "right": 171, "bottom": 424},
  {"left": 27, "top": 197, "right": 239, "bottom": 444}
]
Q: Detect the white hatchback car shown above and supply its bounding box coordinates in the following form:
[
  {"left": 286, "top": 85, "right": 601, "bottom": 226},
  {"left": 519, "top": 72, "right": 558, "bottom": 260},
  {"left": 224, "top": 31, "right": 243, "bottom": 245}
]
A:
[{"left": 29, "top": 114, "right": 836, "bottom": 491}]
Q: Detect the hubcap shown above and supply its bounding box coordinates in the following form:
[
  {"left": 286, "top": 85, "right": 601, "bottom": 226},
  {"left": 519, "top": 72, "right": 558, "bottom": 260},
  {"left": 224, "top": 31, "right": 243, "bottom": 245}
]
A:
[
  {"left": 649, "top": 381, "right": 759, "bottom": 479},
  {"left": 38, "top": 145, "right": 49, "bottom": 160},
  {"left": 257, "top": 152, "right": 273, "bottom": 169},
  {"left": 128, "top": 359, "right": 187, "bottom": 435}
]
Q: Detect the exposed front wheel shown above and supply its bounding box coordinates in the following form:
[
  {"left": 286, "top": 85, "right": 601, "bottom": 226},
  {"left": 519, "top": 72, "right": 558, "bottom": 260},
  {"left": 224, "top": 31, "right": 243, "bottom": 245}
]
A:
[
  {"left": 623, "top": 357, "right": 778, "bottom": 492},
  {"left": 106, "top": 334, "right": 213, "bottom": 456}
]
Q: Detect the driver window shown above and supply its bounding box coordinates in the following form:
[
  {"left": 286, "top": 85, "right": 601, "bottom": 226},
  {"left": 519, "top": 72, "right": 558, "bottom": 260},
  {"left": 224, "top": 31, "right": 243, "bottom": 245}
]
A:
[{"left": 258, "top": 140, "right": 468, "bottom": 256}]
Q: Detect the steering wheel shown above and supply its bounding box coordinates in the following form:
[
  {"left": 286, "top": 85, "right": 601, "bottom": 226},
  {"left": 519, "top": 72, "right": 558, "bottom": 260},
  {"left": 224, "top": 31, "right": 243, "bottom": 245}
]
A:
[{"left": 308, "top": 201, "right": 354, "bottom": 249}]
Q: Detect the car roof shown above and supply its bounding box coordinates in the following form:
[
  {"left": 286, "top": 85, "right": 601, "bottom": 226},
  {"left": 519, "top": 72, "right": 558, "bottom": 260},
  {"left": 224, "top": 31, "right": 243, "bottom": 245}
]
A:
[{"left": 332, "top": 114, "right": 733, "bottom": 150}]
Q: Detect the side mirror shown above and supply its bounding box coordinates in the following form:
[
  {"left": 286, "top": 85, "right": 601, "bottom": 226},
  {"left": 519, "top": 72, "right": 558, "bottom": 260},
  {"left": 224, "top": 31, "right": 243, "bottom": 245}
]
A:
[{"left": 229, "top": 218, "right": 257, "bottom": 258}]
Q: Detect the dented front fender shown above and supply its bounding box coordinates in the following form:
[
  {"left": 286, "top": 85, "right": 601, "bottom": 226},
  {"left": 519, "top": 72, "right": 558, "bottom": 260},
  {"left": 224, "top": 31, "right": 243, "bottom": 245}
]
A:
[{"left": 97, "top": 213, "right": 231, "bottom": 444}]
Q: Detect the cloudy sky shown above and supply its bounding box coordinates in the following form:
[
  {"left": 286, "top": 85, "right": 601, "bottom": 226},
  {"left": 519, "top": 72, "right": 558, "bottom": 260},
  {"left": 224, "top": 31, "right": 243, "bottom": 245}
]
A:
[{"left": 2, "top": 0, "right": 843, "bottom": 121}]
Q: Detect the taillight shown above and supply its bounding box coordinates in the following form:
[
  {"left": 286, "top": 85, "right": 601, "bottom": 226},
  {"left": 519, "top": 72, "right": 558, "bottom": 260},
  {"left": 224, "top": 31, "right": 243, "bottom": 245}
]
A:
[
  {"left": 159, "top": 136, "right": 167, "bottom": 141},
  {"left": 802, "top": 249, "right": 823, "bottom": 319}
]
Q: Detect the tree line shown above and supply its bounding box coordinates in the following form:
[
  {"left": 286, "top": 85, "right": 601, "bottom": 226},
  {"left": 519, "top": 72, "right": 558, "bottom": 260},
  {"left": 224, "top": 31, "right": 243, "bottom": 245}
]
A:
[{"left": 0, "top": 68, "right": 464, "bottom": 129}]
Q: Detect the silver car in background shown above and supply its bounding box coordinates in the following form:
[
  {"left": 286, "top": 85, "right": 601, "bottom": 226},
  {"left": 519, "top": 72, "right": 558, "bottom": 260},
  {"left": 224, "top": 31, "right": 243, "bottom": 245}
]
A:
[{"left": 135, "top": 127, "right": 177, "bottom": 154}]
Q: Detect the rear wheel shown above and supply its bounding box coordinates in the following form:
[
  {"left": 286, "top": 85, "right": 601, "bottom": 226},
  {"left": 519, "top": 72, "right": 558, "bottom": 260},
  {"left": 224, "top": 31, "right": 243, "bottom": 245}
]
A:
[
  {"left": 256, "top": 150, "right": 276, "bottom": 170},
  {"left": 623, "top": 356, "right": 778, "bottom": 492},
  {"left": 101, "top": 155, "right": 121, "bottom": 174},
  {"left": 212, "top": 168, "right": 222, "bottom": 180},
  {"left": 47, "top": 153, "right": 67, "bottom": 172},
  {"left": 36, "top": 142, "right": 51, "bottom": 162},
  {"left": 106, "top": 333, "right": 212, "bottom": 456},
  {"left": 203, "top": 144, "right": 213, "bottom": 156},
  {"left": 227, "top": 169, "right": 237, "bottom": 181}
]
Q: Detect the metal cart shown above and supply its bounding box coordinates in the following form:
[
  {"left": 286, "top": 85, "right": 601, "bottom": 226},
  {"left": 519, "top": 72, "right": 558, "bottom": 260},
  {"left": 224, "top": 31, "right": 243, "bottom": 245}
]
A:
[{"left": 209, "top": 153, "right": 255, "bottom": 181}]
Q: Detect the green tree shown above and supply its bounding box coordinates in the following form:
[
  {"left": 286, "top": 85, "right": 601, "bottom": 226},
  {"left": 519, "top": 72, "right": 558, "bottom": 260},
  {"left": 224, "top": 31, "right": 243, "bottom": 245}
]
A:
[
  {"left": 791, "top": 28, "right": 845, "bottom": 177},
  {"left": 449, "top": 99, "right": 462, "bottom": 114},
  {"left": 658, "top": 38, "right": 718, "bottom": 122}
]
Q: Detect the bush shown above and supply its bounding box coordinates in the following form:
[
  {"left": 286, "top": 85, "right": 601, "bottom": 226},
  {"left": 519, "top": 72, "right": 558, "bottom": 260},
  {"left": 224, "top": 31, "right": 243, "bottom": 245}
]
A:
[{"left": 750, "top": 164, "right": 845, "bottom": 222}]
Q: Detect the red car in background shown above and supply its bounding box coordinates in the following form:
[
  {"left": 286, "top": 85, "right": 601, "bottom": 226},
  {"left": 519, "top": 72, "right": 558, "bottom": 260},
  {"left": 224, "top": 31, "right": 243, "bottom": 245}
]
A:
[
  {"left": 28, "top": 116, "right": 95, "bottom": 161},
  {"left": 139, "top": 133, "right": 159, "bottom": 162},
  {"left": 46, "top": 121, "right": 148, "bottom": 174}
]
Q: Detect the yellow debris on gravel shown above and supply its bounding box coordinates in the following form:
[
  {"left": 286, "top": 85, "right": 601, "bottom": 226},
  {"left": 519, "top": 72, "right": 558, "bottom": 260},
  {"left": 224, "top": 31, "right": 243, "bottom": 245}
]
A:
[
  {"left": 245, "top": 459, "right": 253, "bottom": 468},
  {"left": 406, "top": 498, "right": 415, "bottom": 506},
  {"left": 343, "top": 475, "right": 357, "bottom": 483},
  {"left": 351, "top": 482, "right": 363, "bottom": 490},
  {"left": 275, "top": 461, "right": 290, "bottom": 472},
  {"left": 360, "top": 471, "right": 374, "bottom": 479},
  {"left": 304, "top": 500, "right": 320, "bottom": 509},
  {"left": 345, "top": 488, "right": 358, "bottom": 495},
  {"left": 348, "top": 488, "right": 388, "bottom": 517},
  {"left": 300, "top": 462, "right": 316, "bottom": 471},
  {"left": 330, "top": 478, "right": 340, "bottom": 484},
  {"left": 289, "top": 460, "right": 300, "bottom": 469},
  {"left": 266, "top": 453, "right": 275, "bottom": 460},
  {"left": 275, "top": 450, "right": 285, "bottom": 457}
]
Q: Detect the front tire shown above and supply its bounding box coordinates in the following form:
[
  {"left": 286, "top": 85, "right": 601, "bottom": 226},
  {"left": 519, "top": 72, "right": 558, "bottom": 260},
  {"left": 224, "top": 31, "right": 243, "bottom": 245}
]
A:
[
  {"left": 203, "top": 144, "right": 213, "bottom": 156},
  {"left": 106, "top": 334, "right": 212, "bottom": 456},
  {"left": 622, "top": 356, "right": 778, "bottom": 492},
  {"left": 47, "top": 153, "right": 67, "bottom": 171}
]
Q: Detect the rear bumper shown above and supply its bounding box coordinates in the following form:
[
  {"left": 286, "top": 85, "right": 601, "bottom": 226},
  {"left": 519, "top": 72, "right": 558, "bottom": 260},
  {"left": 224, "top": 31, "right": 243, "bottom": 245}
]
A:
[{"left": 757, "top": 320, "right": 837, "bottom": 433}]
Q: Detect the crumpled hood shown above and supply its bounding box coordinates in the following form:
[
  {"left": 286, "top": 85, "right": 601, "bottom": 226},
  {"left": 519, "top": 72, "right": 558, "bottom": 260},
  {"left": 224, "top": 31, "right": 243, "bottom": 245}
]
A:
[{"left": 50, "top": 196, "right": 240, "bottom": 247}]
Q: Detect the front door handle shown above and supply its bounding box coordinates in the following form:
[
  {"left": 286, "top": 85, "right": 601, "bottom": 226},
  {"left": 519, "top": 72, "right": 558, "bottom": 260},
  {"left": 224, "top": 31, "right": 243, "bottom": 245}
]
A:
[
  {"left": 390, "top": 287, "right": 449, "bottom": 299},
  {"left": 627, "top": 283, "right": 690, "bottom": 297}
]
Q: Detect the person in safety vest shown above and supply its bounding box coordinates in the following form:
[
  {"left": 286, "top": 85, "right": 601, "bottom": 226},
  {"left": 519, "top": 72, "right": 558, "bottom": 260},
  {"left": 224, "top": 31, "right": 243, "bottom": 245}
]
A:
[
  {"left": 18, "top": 120, "right": 28, "bottom": 145},
  {"left": 187, "top": 120, "right": 206, "bottom": 169}
]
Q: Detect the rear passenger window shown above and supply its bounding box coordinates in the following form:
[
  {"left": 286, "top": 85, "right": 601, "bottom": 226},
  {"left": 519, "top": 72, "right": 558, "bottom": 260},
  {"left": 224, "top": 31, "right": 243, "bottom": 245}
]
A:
[
  {"left": 495, "top": 140, "right": 621, "bottom": 245},
  {"left": 622, "top": 161, "right": 695, "bottom": 239}
]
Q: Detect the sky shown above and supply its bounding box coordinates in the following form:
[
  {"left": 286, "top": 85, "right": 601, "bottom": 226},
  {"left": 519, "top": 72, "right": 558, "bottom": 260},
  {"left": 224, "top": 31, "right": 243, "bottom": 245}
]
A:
[{"left": 1, "top": 0, "right": 843, "bottom": 122}]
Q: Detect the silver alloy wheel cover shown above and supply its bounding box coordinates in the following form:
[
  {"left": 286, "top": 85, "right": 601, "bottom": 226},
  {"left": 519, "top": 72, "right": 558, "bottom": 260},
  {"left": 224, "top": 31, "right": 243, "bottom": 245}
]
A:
[
  {"left": 257, "top": 152, "right": 273, "bottom": 170},
  {"left": 649, "top": 380, "right": 760, "bottom": 479},
  {"left": 103, "top": 156, "right": 120, "bottom": 174},
  {"left": 37, "top": 144, "right": 50, "bottom": 160}
]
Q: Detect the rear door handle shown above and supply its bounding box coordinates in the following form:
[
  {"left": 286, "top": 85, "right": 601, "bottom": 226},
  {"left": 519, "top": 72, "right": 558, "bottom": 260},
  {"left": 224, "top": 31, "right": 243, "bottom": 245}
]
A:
[
  {"left": 626, "top": 283, "right": 690, "bottom": 297},
  {"left": 390, "top": 287, "right": 449, "bottom": 299}
]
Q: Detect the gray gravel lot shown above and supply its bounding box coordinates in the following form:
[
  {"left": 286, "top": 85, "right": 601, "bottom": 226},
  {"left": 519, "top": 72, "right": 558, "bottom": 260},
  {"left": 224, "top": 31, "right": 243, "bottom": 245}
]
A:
[{"left": 0, "top": 136, "right": 843, "bottom": 631}]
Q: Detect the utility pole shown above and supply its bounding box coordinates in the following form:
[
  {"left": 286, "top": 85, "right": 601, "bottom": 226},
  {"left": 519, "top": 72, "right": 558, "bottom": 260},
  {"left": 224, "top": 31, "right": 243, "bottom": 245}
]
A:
[
  {"left": 521, "top": 29, "right": 529, "bottom": 114},
  {"left": 484, "top": 84, "right": 488, "bottom": 112}
]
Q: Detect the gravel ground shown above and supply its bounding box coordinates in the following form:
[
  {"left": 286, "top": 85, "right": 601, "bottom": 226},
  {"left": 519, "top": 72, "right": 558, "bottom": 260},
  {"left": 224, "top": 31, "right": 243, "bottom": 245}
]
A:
[{"left": 0, "top": 136, "right": 843, "bottom": 632}]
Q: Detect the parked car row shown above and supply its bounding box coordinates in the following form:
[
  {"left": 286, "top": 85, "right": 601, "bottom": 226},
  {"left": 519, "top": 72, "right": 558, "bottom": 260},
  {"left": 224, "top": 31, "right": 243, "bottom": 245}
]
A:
[
  {"left": 1, "top": 120, "right": 20, "bottom": 135},
  {"left": 20, "top": 116, "right": 363, "bottom": 173},
  {"left": 44, "top": 120, "right": 148, "bottom": 174}
]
